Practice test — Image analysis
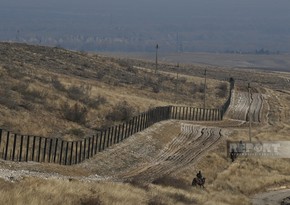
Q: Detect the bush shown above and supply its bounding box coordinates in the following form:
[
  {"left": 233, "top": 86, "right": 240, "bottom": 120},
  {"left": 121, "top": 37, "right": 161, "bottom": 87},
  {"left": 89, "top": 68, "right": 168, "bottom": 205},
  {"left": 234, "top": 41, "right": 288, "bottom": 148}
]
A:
[
  {"left": 51, "top": 78, "right": 66, "bottom": 92},
  {"left": 66, "top": 84, "right": 106, "bottom": 109},
  {"left": 198, "top": 83, "right": 206, "bottom": 93},
  {"left": 61, "top": 102, "right": 88, "bottom": 124},
  {"left": 67, "top": 86, "right": 86, "bottom": 100},
  {"left": 22, "top": 89, "right": 48, "bottom": 103},
  {"left": 0, "top": 94, "right": 18, "bottom": 110},
  {"left": 216, "top": 82, "right": 228, "bottom": 98},
  {"left": 67, "top": 128, "right": 85, "bottom": 137},
  {"left": 67, "top": 84, "right": 91, "bottom": 101},
  {"left": 106, "top": 101, "right": 137, "bottom": 122},
  {"left": 11, "top": 81, "right": 48, "bottom": 104},
  {"left": 11, "top": 82, "right": 29, "bottom": 93},
  {"left": 82, "top": 95, "right": 107, "bottom": 109},
  {"left": 152, "top": 85, "right": 161, "bottom": 93},
  {"left": 190, "top": 82, "right": 198, "bottom": 95}
]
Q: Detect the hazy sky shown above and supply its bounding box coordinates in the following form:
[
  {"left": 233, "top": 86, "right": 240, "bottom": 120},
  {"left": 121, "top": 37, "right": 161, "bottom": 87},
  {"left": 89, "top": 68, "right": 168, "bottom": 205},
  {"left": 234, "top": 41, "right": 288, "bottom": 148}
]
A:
[{"left": 1, "top": 0, "right": 290, "bottom": 52}]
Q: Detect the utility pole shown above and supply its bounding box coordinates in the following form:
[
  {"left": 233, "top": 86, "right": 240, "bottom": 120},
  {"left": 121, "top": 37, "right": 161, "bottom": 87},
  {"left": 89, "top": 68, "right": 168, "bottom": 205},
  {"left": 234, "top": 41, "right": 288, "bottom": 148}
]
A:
[
  {"left": 204, "top": 69, "right": 207, "bottom": 109},
  {"left": 248, "top": 82, "right": 252, "bottom": 142},
  {"left": 176, "top": 62, "right": 179, "bottom": 93},
  {"left": 16, "top": 30, "right": 20, "bottom": 41},
  {"left": 155, "top": 44, "right": 158, "bottom": 74}
]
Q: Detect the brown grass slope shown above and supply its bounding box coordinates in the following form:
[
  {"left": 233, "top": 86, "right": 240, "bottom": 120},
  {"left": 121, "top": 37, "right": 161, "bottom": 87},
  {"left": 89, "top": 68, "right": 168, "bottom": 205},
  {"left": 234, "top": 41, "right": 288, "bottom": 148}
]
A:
[
  {"left": 0, "top": 42, "right": 227, "bottom": 140},
  {"left": 0, "top": 42, "right": 290, "bottom": 205}
]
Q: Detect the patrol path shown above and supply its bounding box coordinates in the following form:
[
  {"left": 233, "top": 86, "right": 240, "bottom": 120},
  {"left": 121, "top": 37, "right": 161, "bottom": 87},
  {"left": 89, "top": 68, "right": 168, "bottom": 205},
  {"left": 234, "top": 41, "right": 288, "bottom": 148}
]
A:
[
  {"left": 226, "top": 90, "right": 264, "bottom": 123},
  {"left": 117, "top": 126, "right": 224, "bottom": 183}
]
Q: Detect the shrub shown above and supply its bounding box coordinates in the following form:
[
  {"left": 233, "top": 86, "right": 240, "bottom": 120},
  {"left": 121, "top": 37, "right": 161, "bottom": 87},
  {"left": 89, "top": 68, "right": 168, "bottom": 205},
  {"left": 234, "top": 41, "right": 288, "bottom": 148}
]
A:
[
  {"left": 82, "top": 95, "right": 107, "bottom": 109},
  {"left": 216, "top": 82, "right": 228, "bottom": 98},
  {"left": 67, "top": 84, "right": 91, "bottom": 101},
  {"left": 143, "top": 76, "right": 154, "bottom": 86},
  {"left": 61, "top": 102, "right": 88, "bottom": 124},
  {"left": 66, "top": 84, "right": 106, "bottom": 109},
  {"left": 5, "top": 65, "right": 26, "bottom": 79},
  {"left": 67, "top": 86, "right": 85, "bottom": 100},
  {"left": 117, "top": 59, "right": 130, "bottom": 68},
  {"left": 198, "top": 83, "right": 206, "bottom": 93},
  {"left": 152, "top": 85, "right": 161, "bottom": 93},
  {"left": 106, "top": 101, "right": 137, "bottom": 122},
  {"left": 11, "top": 81, "right": 48, "bottom": 104},
  {"left": 126, "top": 66, "right": 137, "bottom": 74},
  {"left": 51, "top": 78, "right": 66, "bottom": 92},
  {"left": 67, "top": 128, "right": 85, "bottom": 137},
  {"left": 23, "top": 89, "right": 48, "bottom": 103},
  {"left": 190, "top": 82, "right": 198, "bottom": 95},
  {"left": 11, "top": 82, "right": 29, "bottom": 93},
  {"left": 0, "top": 95, "right": 18, "bottom": 110},
  {"left": 178, "top": 77, "right": 187, "bottom": 84}
]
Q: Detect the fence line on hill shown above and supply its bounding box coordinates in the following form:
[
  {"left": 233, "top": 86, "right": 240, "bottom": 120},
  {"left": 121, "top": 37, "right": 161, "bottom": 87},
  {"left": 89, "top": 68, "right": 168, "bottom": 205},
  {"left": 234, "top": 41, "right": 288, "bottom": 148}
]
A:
[{"left": 0, "top": 79, "right": 234, "bottom": 165}]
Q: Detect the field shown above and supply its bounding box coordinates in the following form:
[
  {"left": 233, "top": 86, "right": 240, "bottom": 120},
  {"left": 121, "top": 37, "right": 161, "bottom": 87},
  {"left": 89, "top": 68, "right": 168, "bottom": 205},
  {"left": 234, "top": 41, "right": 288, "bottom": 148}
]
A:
[
  {"left": 101, "top": 51, "right": 290, "bottom": 72},
  {"left": 0, "top": 42, "right": 290, "bottom": 205}
]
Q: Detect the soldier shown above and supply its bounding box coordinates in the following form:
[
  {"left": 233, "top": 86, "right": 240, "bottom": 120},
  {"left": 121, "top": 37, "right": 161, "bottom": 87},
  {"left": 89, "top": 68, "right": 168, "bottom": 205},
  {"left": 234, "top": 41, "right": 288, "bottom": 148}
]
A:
[
  {"left": 230, "top": 148, "right": 237, "bottom": 162},
  {"left": 237, "top": 140, "right": 245, "bottom": 153},
  {"left": 196, "top": 170, "right": 203, "bottom": 179}
]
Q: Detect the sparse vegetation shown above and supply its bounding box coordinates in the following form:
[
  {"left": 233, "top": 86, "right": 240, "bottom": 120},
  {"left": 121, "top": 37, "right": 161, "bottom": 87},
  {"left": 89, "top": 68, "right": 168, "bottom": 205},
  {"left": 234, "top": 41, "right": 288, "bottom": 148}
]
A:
[
  {"left": 216, "top": 82, "right": 228, "bottom": 98},
  {"left": 61, "top": 102, "right": 88, "bottom": 125},
  {"left": 82, "top": 95, "right": 107, "bottom": 109},
  {"left": 67, "top": 128, "right": 85, "bottom": 138},
  {"left": 67, "top": 84, "right": 92, "bottom": 101},
  {"left": 1, "top": 43, "right": 290, "bottom": 205},
  {"left": 22, "top": 88, "right": 48, "bottom": 104},
  {"left": 0, "top": 90, "right": 19, "bottom": 110},
  {"left": 106, "top": 101, "right": 138, "bottom": 122},
  {"left": 51, "top": 78, "right": 66, "bottom": 92}
]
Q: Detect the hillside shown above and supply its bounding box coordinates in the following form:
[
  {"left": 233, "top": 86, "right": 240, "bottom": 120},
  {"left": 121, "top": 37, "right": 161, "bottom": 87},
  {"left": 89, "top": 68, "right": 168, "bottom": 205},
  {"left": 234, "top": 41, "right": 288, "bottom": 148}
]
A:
[
  {"left": 0, "top": 42, "right": 228, "bottom": 140},
  {"left": 0, "top": 42, "right": 290, "bottom": 205}
]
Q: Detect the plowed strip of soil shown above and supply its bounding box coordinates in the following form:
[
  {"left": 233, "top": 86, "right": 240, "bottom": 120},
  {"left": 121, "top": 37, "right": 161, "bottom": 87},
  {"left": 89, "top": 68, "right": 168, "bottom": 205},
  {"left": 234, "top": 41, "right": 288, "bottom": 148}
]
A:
[
  {"left": 116, "top": 126, "right": 224, "bottom": 183},
  {"left": 226, "top": 90, "right": 264, "bottom": 123}
]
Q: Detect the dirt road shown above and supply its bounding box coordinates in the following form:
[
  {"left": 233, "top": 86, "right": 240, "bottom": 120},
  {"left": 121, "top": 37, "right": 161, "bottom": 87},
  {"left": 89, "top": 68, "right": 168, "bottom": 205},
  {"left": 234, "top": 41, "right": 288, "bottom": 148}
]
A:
[
  {"left": 118, "top": 126, "right": 225, "bottom": 183},
  {"left": 226, "top": 90, "right": 264, "bottom": 123}
]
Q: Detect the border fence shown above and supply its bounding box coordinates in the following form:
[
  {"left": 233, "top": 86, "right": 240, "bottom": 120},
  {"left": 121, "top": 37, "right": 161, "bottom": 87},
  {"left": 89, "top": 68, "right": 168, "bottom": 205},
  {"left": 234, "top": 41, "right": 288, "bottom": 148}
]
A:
[{"left": 0, "top": 79, "right": 234, "bottom": 165}]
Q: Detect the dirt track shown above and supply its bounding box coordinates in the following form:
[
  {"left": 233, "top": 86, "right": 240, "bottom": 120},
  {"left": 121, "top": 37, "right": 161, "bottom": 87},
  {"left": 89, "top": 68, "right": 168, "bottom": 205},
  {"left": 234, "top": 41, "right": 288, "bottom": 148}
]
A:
[
  {"left": 78, "top": 85, "right": 266, "bottom": 183},
  {"left": 118, "top": 126, "right": 224, "bottom": 183},
  {"left": 226, "top": 90, "right": 264, "bottom": 123}
]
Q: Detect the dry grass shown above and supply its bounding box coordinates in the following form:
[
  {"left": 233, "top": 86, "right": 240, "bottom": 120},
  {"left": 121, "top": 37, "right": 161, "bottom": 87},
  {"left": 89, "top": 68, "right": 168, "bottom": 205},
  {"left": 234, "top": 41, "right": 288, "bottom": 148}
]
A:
[
  {"left": 0, "top": 42, "right": 227, "bottom": 139},
  {"left": 1, "top": 43, "right": 290, "bottom": 205},
  {"left": 0, "top": 178, "right": 148, "bottom": 205}
]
